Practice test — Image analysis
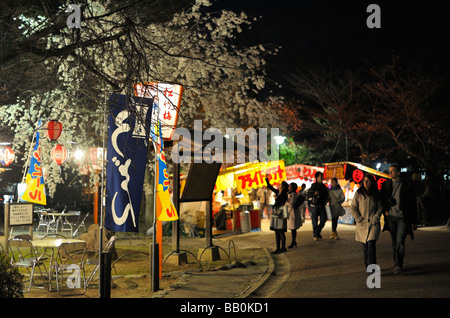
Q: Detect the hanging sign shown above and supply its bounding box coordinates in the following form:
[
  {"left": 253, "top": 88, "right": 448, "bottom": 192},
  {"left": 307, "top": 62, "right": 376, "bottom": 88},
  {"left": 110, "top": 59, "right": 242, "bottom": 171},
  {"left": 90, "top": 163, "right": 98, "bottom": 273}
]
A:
[
  {"left": 285, "top": 164, "right": 324, "bottom": 181},
  {"left": 134, "top": 82, "right": 183, "bottom": 140},
  {"left": 233, "top": 161, "right": 286, "bottom": 193},
  {"left": 344, "top": 163, "right": 388, "bottom": 190},
  {"left": 324, "top": 163, "right": 346, "bottom": 180},
  {"left": 105, "top": 94, "right": 153, "bottom": 232},
  {"left": 324, "top": 162, "right": 389, "bottom": 190}
]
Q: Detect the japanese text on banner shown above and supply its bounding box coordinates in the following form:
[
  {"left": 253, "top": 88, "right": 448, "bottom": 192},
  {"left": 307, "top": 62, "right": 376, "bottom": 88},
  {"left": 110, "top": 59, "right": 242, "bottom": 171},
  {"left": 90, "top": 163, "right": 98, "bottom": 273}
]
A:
[
  {"left": 105, "top": 94, "right": 153, "bottom": 232},
  {"left": 235, "top": 161, "right": 286, "bottom": 192},
  {"left": 21, "top": 122, "right": 46, "bottom": 205}
]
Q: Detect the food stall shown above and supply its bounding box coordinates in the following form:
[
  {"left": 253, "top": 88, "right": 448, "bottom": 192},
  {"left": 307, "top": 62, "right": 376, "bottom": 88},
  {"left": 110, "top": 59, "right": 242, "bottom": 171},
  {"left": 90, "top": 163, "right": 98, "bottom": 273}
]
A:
[
  {"left": 214, "top": 160, "right": 287, "bottom": 234},
  {"left": 323, "top": 161, "right": 390, "bottom": 225}
]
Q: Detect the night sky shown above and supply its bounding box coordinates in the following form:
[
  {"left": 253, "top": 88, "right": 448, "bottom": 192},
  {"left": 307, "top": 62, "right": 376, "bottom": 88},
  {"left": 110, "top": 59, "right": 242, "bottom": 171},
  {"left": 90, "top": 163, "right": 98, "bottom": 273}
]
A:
[{"left": 212, "top": 0, "right": 450, "bottom": 96}]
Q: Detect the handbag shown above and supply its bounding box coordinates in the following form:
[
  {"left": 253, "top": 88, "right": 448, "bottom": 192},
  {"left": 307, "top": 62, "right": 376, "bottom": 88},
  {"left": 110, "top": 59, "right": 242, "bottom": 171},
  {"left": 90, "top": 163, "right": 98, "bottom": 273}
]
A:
[
  {"left": 338, "top": 205, "right": 346, "bottom": 217},
  {"left": 308, "top": 194, "right": 320, "bottom": 206},
  {"left": 281, "top": 206, "right": 288, "bottom": 219},
  {"left": 272, "top": 206, "right": 288, "bottom": 219}
]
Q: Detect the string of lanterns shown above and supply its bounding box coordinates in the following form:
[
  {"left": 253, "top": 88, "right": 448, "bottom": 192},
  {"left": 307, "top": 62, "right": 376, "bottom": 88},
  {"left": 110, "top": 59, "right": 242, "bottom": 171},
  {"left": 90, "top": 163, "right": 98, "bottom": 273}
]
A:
[
  {"left": 0, "top": 120, "right": 70, "bottom": 168},
  {"left": 45, "top": 120, "right": 69, "bottom": 166}
]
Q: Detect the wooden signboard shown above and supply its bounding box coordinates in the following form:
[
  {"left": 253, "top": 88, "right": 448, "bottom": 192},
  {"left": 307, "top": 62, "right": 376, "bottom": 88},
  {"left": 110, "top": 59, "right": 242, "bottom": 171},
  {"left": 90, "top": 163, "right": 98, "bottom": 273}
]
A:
[{"left": 9, "top": 203, "right": 34, "bottom": 226}]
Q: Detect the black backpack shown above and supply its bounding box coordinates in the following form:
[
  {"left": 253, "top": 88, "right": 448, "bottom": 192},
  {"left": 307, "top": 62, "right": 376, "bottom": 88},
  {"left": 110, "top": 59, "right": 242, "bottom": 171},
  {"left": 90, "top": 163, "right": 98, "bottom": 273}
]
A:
[{"left": 294, "top": 194, "right": 305, "bottom": 209}]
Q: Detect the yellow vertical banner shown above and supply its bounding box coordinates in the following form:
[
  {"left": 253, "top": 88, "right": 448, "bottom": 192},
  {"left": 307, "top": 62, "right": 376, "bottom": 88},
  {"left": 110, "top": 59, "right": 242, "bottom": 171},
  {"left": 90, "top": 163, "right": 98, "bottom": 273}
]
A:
[
  {"left": 21, "top": 123, "right": 46, "bottom": 205},
  {"left": 156, "top": 150, "right": 178, "bottom": 222},
  {"left": 152, "top": 119, "right": 178, "bottom": 279}
]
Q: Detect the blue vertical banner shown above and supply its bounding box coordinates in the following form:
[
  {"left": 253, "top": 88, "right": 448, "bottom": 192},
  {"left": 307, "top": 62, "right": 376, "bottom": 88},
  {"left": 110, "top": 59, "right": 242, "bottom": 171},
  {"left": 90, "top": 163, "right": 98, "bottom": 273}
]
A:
[{"left": 105, "top": 94, "right": 153, "bottom": 232}]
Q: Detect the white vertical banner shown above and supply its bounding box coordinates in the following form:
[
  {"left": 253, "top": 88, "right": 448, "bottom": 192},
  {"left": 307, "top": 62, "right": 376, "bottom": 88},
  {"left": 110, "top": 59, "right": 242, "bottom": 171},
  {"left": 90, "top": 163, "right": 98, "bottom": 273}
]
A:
[{"left": 134, "top": 82, "right": 183, "bottom": 140}]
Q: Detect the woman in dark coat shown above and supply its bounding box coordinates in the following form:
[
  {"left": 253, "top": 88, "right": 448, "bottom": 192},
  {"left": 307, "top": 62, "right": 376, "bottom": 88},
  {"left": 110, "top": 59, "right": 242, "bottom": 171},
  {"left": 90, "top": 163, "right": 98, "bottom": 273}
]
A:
[{"left": 265, "top": 177, "right": 289, "bottom": 254}]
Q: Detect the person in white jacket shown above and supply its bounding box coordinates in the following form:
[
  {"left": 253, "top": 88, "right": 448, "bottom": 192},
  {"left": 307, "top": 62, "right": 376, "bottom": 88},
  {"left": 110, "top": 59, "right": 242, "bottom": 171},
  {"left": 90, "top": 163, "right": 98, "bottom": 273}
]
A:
[
  {"left": 286, "top": 183, "right": 302, "bottom": 248},
  {"left": 350, "top": 174, "right": 383, "bottom": 268}
]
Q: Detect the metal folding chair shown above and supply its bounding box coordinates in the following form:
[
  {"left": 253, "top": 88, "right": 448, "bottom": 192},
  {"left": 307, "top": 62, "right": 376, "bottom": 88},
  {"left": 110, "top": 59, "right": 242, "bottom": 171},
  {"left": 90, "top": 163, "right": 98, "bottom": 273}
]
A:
[
  {"left": 36, "top": 211, "right": 54, "bottom": 236},
  {"left": 61, "top": 211, "right": 81, "bottom": 237},
  {"left": 51, "top": 241, "right": 87, "bottom": 296},
  {"left": 72, "top": 212, "right": 89, "bottom": 237},
  {"left": 8, "top": 236, "right": 47, "bottom": 292}
]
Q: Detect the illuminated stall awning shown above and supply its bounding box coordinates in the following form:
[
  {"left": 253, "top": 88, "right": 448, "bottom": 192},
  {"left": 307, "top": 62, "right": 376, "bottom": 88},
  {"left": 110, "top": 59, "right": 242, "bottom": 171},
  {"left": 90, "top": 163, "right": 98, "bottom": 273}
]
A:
[
  {"left": 285, "top": 164, "right": 324, "bottom": 181},
  {"left": 323, "top": 161, "right": 389, "bottom": 190},
  {"left": 216, "top": 160, "right": 286, "bottom": 193}
]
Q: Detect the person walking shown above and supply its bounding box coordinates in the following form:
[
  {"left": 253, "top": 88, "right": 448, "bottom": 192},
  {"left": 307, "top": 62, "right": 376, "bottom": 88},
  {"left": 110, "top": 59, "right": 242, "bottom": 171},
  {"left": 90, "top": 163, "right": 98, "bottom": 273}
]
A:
[
  {"left": 380, "top": 164, "right": 418, "bottom": 274},
  {"left": 298, "top": 183, "right": 307, "bottom": 221},
  {"left": 350, "top": 174, "right": 383, "bottom": 268},
  {"left": 306, "top": 171, "right": 329, "bottom": 241},
  {"left": 287, "top": 182, "right": 302, "bottom": 248},
  {"left": 266, "top": 177, "right": 289, "bottom": 254},
  {"left": 328, "top": 178, "right": 345, "bottom": 240}
]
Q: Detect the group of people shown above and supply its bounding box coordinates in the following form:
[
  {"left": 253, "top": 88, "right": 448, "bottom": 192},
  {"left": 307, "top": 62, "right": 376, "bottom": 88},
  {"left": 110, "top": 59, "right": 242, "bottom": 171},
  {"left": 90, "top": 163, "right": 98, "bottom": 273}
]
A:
[
  {"left": 264, "top": 164, "right": 417, "bottom": 274},
  {"left": 264, "top": 172, "right": 345, "bottom": 255},
  {"left": 352, "top": 164, "right": 417, "bottom": 273}
]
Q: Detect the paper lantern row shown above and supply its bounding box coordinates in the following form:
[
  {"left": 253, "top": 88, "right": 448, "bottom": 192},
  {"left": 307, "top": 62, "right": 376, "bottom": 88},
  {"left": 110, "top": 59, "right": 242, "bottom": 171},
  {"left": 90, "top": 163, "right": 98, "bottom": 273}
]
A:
[
  {"left": 0, "top": 144, "right": 68, "bottom": 167},
  {"left": 0, "top": 121, "right": 68, "bottom": 168}
]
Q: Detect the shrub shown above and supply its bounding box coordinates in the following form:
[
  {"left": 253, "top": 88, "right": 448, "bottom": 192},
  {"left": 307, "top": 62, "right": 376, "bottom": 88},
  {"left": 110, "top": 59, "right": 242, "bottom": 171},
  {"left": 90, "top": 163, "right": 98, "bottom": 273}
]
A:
[{"left": 0, "top": 253, "right": 24, "bottom": 298}]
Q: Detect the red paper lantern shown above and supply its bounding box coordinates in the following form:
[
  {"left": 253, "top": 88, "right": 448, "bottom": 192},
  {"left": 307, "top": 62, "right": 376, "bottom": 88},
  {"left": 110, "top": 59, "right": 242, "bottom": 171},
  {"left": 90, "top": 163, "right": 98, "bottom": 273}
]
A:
[
  {"left": 51, "top": 144, "right": 68, "bottom": 165},
  {"left": 377, "top": 177, "right": 387, "bottom": 190},
  {"left": 0, "top": 147, "right": 15, "bottom": 166},
  {"left": 45, "top": 120, "right": 63, "bottom": 141},
  {"left": 352, "top": 169, "right": 364, "bottom": 183}
]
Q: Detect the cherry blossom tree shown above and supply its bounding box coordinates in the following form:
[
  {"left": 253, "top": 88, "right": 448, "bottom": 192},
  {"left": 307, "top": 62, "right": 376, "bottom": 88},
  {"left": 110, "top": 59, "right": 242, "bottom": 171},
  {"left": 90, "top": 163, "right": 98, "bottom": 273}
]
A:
[{"left": 0, "top": 0, "right": 283, "bottom": 197}]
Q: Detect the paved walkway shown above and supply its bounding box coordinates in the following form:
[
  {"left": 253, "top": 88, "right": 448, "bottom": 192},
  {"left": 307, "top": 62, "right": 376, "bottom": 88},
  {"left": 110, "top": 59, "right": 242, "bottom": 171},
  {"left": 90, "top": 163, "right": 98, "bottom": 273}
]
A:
[
  {"left": 157, "top": 218, "right": 450, "bottom": 300},
  {"left": 3, "top": 218, "right": 449, "bottom": 305}
]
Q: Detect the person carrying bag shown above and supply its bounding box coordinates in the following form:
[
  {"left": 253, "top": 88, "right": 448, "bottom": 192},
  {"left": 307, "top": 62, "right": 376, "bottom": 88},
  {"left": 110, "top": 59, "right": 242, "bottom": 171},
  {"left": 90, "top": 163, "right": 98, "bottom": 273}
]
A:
[{"left": 266, "top": 177, "right": 289, "bottom": 254}]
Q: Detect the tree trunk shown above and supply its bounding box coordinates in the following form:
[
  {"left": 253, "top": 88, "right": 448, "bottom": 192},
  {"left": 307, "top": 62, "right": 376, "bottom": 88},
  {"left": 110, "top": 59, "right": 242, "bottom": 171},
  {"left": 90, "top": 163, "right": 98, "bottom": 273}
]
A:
[
  {"left": 142, "top": 167, "right": 155, "bottom": 233},
  {"left": 357, "top": 143, "right": 371, "bottom": 166}
]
